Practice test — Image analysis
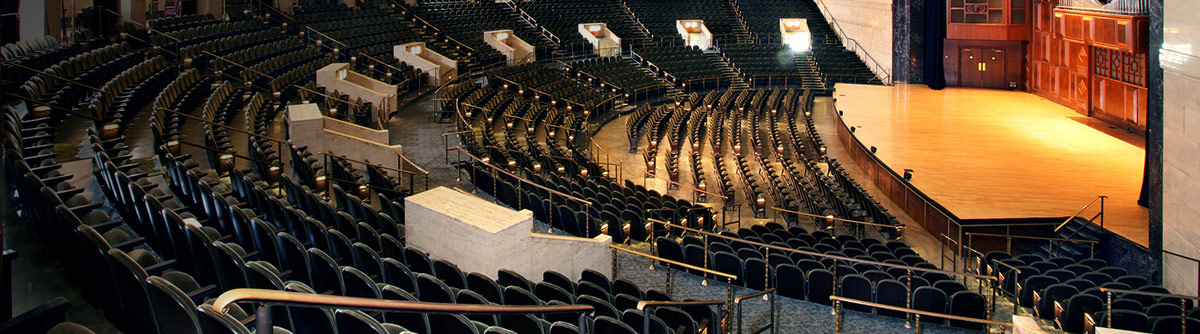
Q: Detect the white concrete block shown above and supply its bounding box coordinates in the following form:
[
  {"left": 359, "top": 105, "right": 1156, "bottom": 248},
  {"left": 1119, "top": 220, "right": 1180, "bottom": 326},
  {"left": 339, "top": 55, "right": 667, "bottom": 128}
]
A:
[{"left": 406, "top": 187, "right": 613, "bottom": 282}]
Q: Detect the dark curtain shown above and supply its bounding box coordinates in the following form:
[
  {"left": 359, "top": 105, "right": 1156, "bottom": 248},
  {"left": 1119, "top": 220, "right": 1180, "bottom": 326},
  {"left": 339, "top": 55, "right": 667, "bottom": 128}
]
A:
[{"left": 923, "top": 0, "right": 946, "bottom": 89}]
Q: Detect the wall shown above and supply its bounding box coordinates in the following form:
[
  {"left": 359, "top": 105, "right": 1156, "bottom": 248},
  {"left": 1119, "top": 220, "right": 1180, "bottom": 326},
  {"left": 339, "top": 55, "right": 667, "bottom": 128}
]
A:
[
  {"left": 286, "top": 103, "right": 405, "bottom": 174},
  {"left": 316, "top": 62, "right": 398, "bottom": 114},
  {"left": 1161, "top": 0, "right": 1200, "bottom": 295},
  {"left": 813, "top": 0, "right": 893, "bottom": 77},
  {"left": 405, "top": 187, "right": 613, "bottom": 282}
]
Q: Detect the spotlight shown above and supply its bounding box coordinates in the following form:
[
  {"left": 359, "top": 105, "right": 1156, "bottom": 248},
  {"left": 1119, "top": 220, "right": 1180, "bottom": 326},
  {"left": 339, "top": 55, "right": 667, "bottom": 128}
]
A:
[
  {"left": 903, "top": 169, "right": 914, "bottom": 181},
  {"left": 870, "top": 146, "right": 877, "bottom": 153}
]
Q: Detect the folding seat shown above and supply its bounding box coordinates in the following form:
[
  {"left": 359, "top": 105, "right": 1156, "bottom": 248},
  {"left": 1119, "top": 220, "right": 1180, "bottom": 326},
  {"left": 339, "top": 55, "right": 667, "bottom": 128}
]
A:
[
  {"left": 774, "top": 264, "right": 806, "bottom": 300},
  {"left": 467, "top": 272, "right": 505, "bottom": 304},
  {"left": 1062, "top": 264, "right": 1092, "bottom": 276},
  {"left": 533, "top": 271, "right": 574, "bottom": 295},
  {"left": 861, "top": 270, "right": 892, "bottom": 284},
  {"left": 1107, "top": 274, "right": 1147, "bottom": 289},
  {"left": 342, "top": 266, "right": 384, "bottom": 299},
  {"left": 307, "top": 248, "right": 343, "bottom": 294},
  {"left": 535, "top": 281, "right": 575, "bottom": 304},
  {"left": 196, "top": 303, "right": 255, "bottom": 334},
  {"left": 911, "top": 286, "right": 948, "bottom": 326},
  {"left": 379, "top": 234, "right": 405, "bottom": 260},
  {"left": 548, "top": 321, "right": 580, "bottom": 334},
  {"left": 1111, "top": 297, "right": 1147, "bottom": 312},
  {"left": 1016, "top": 254, "right": 1045, "bottom": 264},
  {"left": 403, "top": 247, "right": 433, "bottom": 275},
  {"left": 453, "top": 289, "right": 498, "bottom": 326},
  {"left": 683, "top": 244, "right": 707, "bottom": 275},
  {"left": 336, "top": 309, "right": 409, "bottom": 334},
  {"left": 620, "top": 309, "right": 672, "bottom": 334},
  {"left": 356, "top": 222, "right": 382, "bottom": 251},
  {"left": 577, "top": 281, "right": 613, "bottom": 304},
  {"left": 712, "top": 251, "right": 744, "bottom": 286},
  {"left": 873, "top": 279, "right": 908, "bottom": 317},
  {"left": 838, "top": 274, "right": 874, "bottom": 312},
  {"left": 737, "top": 248, "right": 765, "bottom": 261},
  {"left": 246, "top": 261, "right": 288, "bottom": 290},
  {"left": 382, "top": 258, "right": 417, "bottom": 294},
  {"left": 433, "top": 259, "right": 467, "bottom": 289},
  {"left": 933, "top": 280, "right": 966, "bottom": 297},
  {"left": 1078, "top": 258, "right": 1107, "bottom": 270},
  {"left": 947, "top": 291, "right": 987, "bottom": 330},
  {"left": 276, "top": 232, "right": 311, "bottom": 285},
  {"left": 612, "top": 279, "right": 642, "bottom": 300},
  {"left": 593, "top": 316, "right": 636, "bottom": 334},
  {"left": 1132, "top": 285, "right": 1171, "bottom": 306},
  {"left": 654, "top": 307, "right": 698, "bottom": 334},
  {"left": 380, "top": 286, "right": 429, "bottom": 332},
  {"left": 1092, "top": 310, "right": 1150, "bottom": 333},
  {"left": 795, "top": 259, "right": 823, "bottom": 275},
  {"left": 415, "top": 273, "right": 456, "bottom": 303},
  {"left": 742, "top": 257, "right": 771, "bottom": 289},
  {"left": 1056, "top": 293, "right": 1102, "bottom": 333},
  {"left": 498, "top": 269, "right": 535, "bottom": 292},
  {"left": 1151, "top": 316, "right": 1200, "bottom": 334},
  {"left": 806, "top": 269, "right": 835, "bottom": 305},
  {"left": 921, "top": 271, "right": 950, "bottom": 285},
  {"left": 1147, "top": 302, "right": 1183, "bottom": 319},
  {"left": 1036, "top": 284, "right": 1079, "bottom": 319},
  {"left": 145, "top": 276, "right": 203, "bottom": 333},
  {"left": 578, "top": 295, "right": 622, "bottom": 319}
]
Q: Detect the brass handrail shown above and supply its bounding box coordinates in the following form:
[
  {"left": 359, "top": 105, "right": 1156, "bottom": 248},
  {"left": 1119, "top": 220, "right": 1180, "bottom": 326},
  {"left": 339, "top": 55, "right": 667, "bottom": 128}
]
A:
[
  {"left": 1054, "top": 195, "right": 1106, "bottom": 232},
  {"left": 656, "top": 219, "right": 997, "bottom": 281},
  {"left": 396, "top": 151, "right": 428, "bottom": 175},
  {"left": 212, "top": 288, "right": 592, "bottom": 334},
  {"left": 321, "top": 152, "right": 418, "bottom": 176},
  {"left": 303, "top": 26, "right": 347, "bottom": 48},
  {"left": 454, "top": 146, "right": 591, "bottom": 206},
  {"left": 609, "top": 245, "right": 736, "bottom": 279},
  {"left": 642, "top": 171, "right": 728, "bottom": 199},
  {"left": 964, "top": 232, "right": 1099, "bottom": 244},
  {"left": 770, "top": 206, "right": 904, "bottom": 230},
  {"left": 0, "top": 59, "right": 107, "bottom": 94},
  {"left": 156, "top": 107, "right": 288, "bottom": 144},
  {"left": 829, "top": 296, "right": 1012, "bottom": 328},
  {"left": 1099, "top": 287, "right": 1200, "bottom": 301},
  {"left": 203, "top": 51, "right": 276, "bottom": 79}
]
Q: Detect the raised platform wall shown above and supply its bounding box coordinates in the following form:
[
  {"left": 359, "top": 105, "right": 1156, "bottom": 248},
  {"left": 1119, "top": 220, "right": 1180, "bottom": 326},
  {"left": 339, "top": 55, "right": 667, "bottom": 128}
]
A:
[{"left": 406, "top": 187, "right": 613, "bottom": 282}]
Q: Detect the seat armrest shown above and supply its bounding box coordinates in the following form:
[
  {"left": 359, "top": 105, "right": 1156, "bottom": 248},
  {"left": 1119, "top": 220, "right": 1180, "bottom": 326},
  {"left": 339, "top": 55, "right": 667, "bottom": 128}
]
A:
[
  {"left": 111, "top": 237, "right": 146, "bottom": 252},
  {"left": 143, "top": 259, "right": 177, "bottom": 275}
]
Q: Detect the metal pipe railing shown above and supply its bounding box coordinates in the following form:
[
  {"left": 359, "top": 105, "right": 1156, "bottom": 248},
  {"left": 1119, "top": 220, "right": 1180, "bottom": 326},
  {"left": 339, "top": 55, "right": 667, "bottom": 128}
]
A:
[
  {"left": 829, "top": 296, "right": 1013, "bottom": 333},
  {"left": 212, "top": 288, "right": 593, "bottom": 334}
]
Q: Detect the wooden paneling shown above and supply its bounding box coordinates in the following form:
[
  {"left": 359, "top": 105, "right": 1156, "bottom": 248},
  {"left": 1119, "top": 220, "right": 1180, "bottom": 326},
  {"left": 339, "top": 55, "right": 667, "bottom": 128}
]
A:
[
  {"left": 1028, "top": 3, "right": 1147, "bottom": 133},
  {"left": 947, "top": 24, "right": 1032, "bottom": 41}
]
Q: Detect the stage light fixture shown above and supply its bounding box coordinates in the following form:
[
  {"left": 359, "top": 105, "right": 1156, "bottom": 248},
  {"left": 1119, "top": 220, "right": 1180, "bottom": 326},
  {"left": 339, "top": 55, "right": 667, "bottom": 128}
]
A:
[{"left": 903, "top": 169, "right": 914, "bottom": 181}]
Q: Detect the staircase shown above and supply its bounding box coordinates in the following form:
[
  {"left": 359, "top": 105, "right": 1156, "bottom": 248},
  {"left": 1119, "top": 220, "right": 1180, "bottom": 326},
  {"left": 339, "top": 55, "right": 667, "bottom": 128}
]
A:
[
  {"left": 794, "top": 52, "right": 828, "bottom": 92},
  {"left": 720, "top": 0, "right": 754, "bottom": 44},
  {"left": 1034, "top": 217, "right": 1105, "bottom": 260},
  {"left": 704, "top": 53, "right": 751, "bottom": 90}
]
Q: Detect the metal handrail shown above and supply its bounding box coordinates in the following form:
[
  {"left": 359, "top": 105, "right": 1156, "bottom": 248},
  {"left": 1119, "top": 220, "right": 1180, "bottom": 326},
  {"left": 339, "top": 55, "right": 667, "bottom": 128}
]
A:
[
  {"left": 964, "top": 232, "right": 1100, "bottom": 244},
  {"left": 829, "top": 296, "right": 1012, "bottom": 333},
  {"left": 657, "top": 219, "right": 997, "bottom": 281},
  {"left": 809, "top": 0, "right": 892, "bottom": 84},
  {"left": 212, "top": 288, "right": 592, "bottom": 334},
  {"left": 642, "top": 171, "right": 729, "bottom": 199},
  {"left": 453, "top": 146, "right": 591, "bottom": 206},
  {"left": 1098, "top": 287, "right": 1198, "bottom": 330},
  {"left": 736, "top": 288, "right": 777, "bottom": 334},
  {"left": 1099, "top": 287, "right": 1199, "bottom": 301},
  {"left": 321, "top": 152, "right": 418, "bottom": 176},
  {"left": 1054, "top": 195, "right": 1107, "bottom": 232},
  {"left": 770, "top": 206, "right": 904, "bottom": 230},
  {"left": 303, "top": 26, "right": 347, "bottom": 48},
  {"left": 609, "top": 245, "right": 735, "bottom": 279},
  {"left": 156, "top": 107, "right": 288, "bottom": 144}
]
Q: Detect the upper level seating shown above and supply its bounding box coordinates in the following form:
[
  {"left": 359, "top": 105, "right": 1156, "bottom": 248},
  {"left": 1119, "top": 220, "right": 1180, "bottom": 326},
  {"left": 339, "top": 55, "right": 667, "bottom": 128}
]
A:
[
  {"left": 737, "top": 0, "right": 808, "bottom": 43},
  {"left": 148, "top": 14, "right": 222, "bottom": 33},
  {"left": 294, "top": 3, "right": 435, "bottom": 61},
  {"left": 633, "top": 46, "right": 732, "bottom": 91},
  {"left": 489, "top": 63, "right": 617, "bottom": 117},
  {"left": 623, "top": 0, "right": 736, "bottom": 45},
  {"left": 811, "top": 45, "right": 880, "bottom": 84},
  {"left": 414, "top": 0, "right": 553, "bottom": 67},
  {"left": 566, "top": 57, "right": 671, "bottom": 103},
  {"left": 515, "top": 0, "right": 651, "bottom": 54},
  {"left": 720, "top": 44, "right": 797, "bottom": 76}
]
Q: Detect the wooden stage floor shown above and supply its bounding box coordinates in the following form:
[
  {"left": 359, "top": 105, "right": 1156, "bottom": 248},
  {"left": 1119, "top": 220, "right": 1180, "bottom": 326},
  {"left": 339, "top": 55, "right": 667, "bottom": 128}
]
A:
[{"left": 834, "top": 83, "right": 1149, "bottom": 246}]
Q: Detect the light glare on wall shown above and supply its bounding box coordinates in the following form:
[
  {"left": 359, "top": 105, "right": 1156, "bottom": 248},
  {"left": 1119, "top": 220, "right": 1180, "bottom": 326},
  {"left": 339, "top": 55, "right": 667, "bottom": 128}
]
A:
[{"left": 410, "top": 46, "right": 422, "bottom": 55}]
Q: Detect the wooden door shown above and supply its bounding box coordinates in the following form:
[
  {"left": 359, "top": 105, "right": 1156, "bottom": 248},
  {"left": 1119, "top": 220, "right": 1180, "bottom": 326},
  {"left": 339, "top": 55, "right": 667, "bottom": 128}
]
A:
[
  {"left": 981, "top": 48, "right": 1007, "bottom": 88},
  {"left": 960, "top": 48, "right": 982, "bottom": 87}
]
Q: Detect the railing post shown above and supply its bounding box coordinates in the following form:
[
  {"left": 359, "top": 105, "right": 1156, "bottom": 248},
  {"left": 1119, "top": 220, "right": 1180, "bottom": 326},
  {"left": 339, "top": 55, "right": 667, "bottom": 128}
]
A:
[
  {"left": 578, "top": 312, "right": 588, "bottom": 334},
  {"left": 906, "top": 269, "right": 913, "bottom": 328},
  {"left": 833, "top": 300, "right": 843, "bottom": 333},
  {"left": 256, "top": 304, "right": 272, "bottom": 334},
  {"left": 914, "top": 314, "right": 922, "bottom": 334},
  {"left": 1106, "top": 291, "right": 1113, "bottom": 328}
]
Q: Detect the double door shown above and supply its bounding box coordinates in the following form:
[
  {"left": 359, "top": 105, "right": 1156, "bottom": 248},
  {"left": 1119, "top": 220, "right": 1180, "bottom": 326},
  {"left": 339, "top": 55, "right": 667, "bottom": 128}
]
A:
[{"left": 959, "top": 48, "right": 1008, "bottom": 89}]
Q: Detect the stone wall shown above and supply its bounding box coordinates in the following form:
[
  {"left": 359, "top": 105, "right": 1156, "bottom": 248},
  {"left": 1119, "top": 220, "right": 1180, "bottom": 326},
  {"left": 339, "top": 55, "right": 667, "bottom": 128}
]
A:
[
  {"left": 286, "top": 103, "right": 404, "bottom": 175},
  {"left": 406, "top": 187, "right": 613, "bottom": 282},
  {"left": 1161, "top": 0, "right": 1200, "bottom": 295},
  {"left": 812, "top": 0, "right": 894, "bottom": 78}
]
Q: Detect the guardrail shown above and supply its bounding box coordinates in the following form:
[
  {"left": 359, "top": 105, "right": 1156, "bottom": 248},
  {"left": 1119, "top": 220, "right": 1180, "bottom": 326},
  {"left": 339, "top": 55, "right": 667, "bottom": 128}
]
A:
[
  {"left": 809, "top": 0, "right": 892, "bottom": 84},
  {"left": 212, "top": 288, "right": 593, "bottom": 334},
  {"left": 829, "top": 296, "right": 1012, "bottom": 333}
]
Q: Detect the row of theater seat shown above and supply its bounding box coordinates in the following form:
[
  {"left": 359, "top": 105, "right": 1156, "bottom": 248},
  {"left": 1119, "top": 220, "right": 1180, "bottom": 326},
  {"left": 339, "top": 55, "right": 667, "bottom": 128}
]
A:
[
  {"left": 974, "top": 250, "right": 1175, "bottom": 333},
  {"left": 565, "top": 57, "right": 672, "bottom": 103},
  {"left": 633, "top": 46, "right": 733, "bottom": 91},
  {"left": 513, "top": 0, "right": 652, "bottom": 55}
]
